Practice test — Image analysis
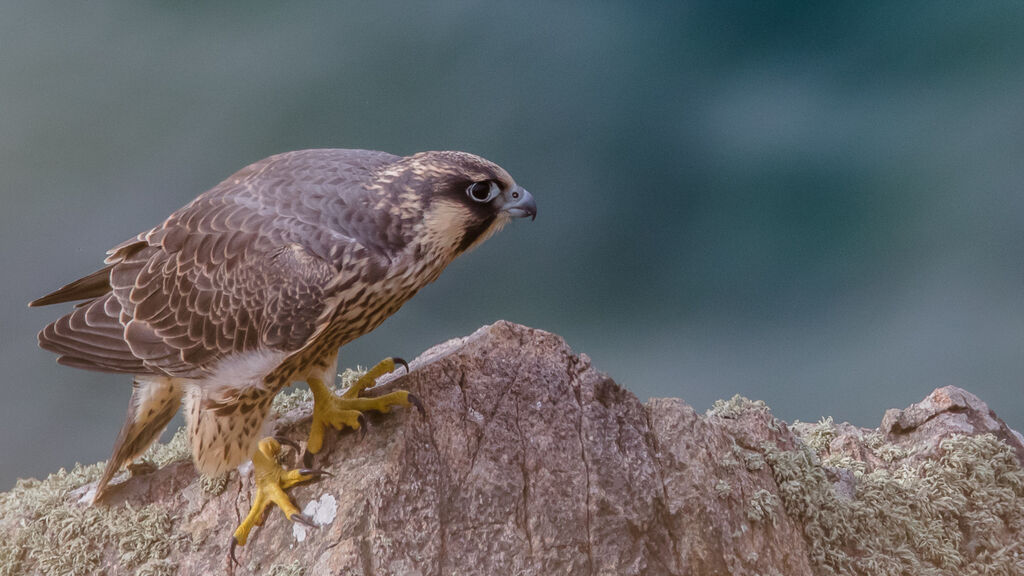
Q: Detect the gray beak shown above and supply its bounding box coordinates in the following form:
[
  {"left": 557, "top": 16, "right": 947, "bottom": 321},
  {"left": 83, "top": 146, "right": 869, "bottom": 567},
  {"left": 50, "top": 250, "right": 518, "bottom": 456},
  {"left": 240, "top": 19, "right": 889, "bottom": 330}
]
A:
[{"left": 502, "top": 186, "right": 537, "bottom": 220}]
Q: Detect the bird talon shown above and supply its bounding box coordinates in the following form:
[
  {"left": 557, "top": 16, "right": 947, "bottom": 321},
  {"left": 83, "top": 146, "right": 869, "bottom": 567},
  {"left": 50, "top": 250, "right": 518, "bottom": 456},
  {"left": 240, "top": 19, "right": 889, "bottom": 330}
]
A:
[
  {"left": 408, "top": 393, "right": 425, "bottom": 415},
  {"left": 291, "top": 512, "right": 316, "bottom": 528},
  {"left": 231, "top": 437, "right": 321, "bottom": 550},
  {"left": 357, "top": 413, "right": 368, "bottom": 440},
  {"left": 297, "top": 468, "right": 332, "bottom": 480},
  {"left": 273, "top": 436, "right": 302, "bottom": 453},
  {"left": 229, "top": 537, "right": 241, "bottom": 567},
  {"left": 393, "top": 357, "right": 410, "bottom": 375}
]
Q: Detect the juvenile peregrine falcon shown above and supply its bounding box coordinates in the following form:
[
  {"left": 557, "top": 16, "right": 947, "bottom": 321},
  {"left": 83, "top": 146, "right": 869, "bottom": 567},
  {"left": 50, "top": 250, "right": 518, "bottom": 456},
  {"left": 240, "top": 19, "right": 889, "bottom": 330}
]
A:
[{"left": 29, "top": 148, "right": 536, "bottom": 549}]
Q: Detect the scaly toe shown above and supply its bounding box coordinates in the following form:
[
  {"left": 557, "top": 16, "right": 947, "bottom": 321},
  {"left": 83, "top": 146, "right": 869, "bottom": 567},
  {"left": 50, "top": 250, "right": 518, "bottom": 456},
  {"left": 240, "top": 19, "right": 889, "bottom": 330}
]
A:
[{"left": 232, "top": 437, "right": 323, "bottom": 552}]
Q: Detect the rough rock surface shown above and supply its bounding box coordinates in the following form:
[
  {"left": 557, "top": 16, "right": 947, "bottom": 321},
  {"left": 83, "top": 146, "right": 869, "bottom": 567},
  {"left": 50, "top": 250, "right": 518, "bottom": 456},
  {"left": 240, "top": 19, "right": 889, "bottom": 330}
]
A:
[{"left": 1, "top": 322, "right": 1022, "bottom": 576}]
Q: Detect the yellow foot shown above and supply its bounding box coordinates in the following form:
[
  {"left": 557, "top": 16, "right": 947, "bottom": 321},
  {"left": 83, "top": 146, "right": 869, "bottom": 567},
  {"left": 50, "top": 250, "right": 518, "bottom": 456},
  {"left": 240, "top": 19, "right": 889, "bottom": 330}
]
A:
[
  {"left": 229, "top": 437, "right": 327, "bottom": 564},
  {"left": 306, "top": 357, "right": 421, "bottom": 458}
]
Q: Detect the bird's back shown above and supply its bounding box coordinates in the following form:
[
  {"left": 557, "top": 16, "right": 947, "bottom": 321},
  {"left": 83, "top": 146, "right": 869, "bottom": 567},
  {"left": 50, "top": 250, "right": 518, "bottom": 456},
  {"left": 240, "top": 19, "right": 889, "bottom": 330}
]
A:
[{"left": 32, "top": 149, "right": 408, "bottom": 377}]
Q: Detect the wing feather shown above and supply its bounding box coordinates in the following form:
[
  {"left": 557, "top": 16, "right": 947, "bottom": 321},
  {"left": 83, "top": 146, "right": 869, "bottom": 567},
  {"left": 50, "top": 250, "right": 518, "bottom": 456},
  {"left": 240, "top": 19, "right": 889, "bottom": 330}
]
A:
[{"left": 33, "top": 149, "right": 403, "bottom": 376}]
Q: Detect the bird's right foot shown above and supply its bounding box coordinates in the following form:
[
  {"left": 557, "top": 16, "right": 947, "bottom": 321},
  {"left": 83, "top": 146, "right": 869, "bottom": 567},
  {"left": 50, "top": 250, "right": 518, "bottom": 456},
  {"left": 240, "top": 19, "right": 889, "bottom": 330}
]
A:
[{"left": 230, "top": 437, "right": 327, "bottom": 563}]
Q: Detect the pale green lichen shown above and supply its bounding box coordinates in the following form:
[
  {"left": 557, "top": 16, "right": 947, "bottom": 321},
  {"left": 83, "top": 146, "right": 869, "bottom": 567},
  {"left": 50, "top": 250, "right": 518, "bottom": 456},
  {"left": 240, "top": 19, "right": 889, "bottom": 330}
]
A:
[
  {"left": 200, "top": 473, "right": 228, "bottom": 495},
  {"left": 764, "top": 433, "right": 1024, "bottom": 576},
  {"left": 863, "top": 431, "right": 913, "bottom": 463},
  {"left": 0, "top": 460, "right": 186, "bottom": 576},
  {"left": 708, "top": 394, "right": 770, "bottom": 419},
  {"left": 719, "top": 452, "right": 740, "bottom": 470},
  {"left": 134, "top": 559, "right": 178, "bottom": 576},
  {"left": 746, "top": 489, "right": 780, "bottom": 525},
  {"left": 744, "top": 451, "right": 766, "bottom": 472},
  {"left": 267, "top": 560, "right": 305, "bottom": 576},
  {"left": 820, "top": 454, "right": 868, "bottom": 476},
  {"left": 143, "top": 426, "right": 191, "bottom": 468},
  {"left": 272, "top": 385, "right": 314, "bottom": 416},
  {"left": 797, "top": 416, "right": 838, "bottom": 455},
  {"left": 731, "top": 442, "right": 766, "bottom": 471},
  {"left": 715, "top": 479, "right": 732, "bottom": 498}
]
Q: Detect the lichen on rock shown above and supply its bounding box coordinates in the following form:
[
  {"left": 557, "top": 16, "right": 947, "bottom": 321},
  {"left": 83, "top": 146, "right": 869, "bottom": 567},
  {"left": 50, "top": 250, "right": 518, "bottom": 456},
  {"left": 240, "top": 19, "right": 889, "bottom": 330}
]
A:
[
  {"left": 768, "top": 432, "right": 1024, "bottom": 576},
  {"left": 0, "top": 461, "right": 187, "bottom": 576}
]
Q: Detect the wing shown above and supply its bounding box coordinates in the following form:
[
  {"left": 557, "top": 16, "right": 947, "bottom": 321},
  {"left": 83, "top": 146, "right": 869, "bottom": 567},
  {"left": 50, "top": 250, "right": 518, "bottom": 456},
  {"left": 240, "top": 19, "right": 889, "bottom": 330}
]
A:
[{"left": 35, "top": 149, "right": 403, "bottom": 377}]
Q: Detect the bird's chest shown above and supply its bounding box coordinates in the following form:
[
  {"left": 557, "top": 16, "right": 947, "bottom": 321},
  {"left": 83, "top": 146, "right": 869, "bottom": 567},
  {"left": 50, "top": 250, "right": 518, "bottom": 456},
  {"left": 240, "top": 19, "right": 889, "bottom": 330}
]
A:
[{"left": 311, "top": 249, "right": 451, "bottom": 358}]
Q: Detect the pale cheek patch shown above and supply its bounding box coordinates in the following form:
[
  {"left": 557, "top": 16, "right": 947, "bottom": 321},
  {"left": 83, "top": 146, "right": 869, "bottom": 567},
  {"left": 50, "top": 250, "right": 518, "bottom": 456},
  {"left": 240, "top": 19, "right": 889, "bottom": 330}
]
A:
[{"left": 422, "top": 200, "right": 474, "bottom": 251}]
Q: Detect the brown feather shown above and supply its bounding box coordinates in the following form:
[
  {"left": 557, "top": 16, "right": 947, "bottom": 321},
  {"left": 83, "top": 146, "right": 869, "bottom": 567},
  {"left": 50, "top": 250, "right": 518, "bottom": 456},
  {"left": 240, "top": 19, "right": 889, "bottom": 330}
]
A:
[
  {"left": 38, "top": 294, "right": 147, "bottom": 373},
  {"left": 29, "top": 265, "right": 113, "bottom": 307}
]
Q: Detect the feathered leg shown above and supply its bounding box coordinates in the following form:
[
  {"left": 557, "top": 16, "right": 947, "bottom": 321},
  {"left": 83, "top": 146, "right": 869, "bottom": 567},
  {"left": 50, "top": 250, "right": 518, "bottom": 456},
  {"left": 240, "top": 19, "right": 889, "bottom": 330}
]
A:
[{"left": 228, "top": 352, "right": 418, "bottom": 559}]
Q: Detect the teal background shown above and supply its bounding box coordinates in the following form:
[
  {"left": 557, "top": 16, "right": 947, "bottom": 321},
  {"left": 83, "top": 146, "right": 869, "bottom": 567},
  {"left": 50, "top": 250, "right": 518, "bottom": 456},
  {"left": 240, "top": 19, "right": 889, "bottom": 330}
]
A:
[{"left": 2, "top": 2, "right": 1023, "bottom": 489}]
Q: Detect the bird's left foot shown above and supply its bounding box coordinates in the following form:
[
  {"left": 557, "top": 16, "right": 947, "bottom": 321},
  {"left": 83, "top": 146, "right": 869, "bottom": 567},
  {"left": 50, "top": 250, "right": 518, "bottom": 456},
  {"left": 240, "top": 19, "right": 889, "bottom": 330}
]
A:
[
  {"left": 305, "top": 357, "right": 421, "bottom": 460},
  {"left": 230, "top": 437, "right": 327, "bottom": 563}
]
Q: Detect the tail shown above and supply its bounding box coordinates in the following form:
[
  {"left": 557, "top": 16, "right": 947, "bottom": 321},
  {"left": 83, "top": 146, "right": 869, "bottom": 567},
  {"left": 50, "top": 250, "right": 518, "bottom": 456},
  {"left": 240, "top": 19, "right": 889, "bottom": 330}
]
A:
[
  {"left": 30, "top": 237, "right": 146, "bottom": 307},
  {"left": 94, "top": 376, "right": 183, "bottom": 502}
]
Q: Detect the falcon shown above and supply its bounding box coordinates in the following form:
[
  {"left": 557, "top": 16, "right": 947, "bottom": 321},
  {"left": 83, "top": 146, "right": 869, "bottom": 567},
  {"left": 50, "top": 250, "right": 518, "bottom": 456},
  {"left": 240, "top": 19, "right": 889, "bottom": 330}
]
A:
[{"left": 29, "top": 148, "right": 536, "bottom": 550}]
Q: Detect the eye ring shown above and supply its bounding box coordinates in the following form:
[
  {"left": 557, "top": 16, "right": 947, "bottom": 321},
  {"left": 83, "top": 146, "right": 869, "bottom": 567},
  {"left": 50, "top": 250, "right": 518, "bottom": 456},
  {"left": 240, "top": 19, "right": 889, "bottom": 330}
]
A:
[{"left": 467, "top": 181, "right": 498, "bottom": 202}]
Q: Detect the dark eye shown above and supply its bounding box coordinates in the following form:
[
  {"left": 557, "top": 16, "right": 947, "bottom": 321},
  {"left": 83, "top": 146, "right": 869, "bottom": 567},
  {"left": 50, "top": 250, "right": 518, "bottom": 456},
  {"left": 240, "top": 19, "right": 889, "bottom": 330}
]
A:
[{"left": 467, "top": 181, "right": 497, "bottom": 202}]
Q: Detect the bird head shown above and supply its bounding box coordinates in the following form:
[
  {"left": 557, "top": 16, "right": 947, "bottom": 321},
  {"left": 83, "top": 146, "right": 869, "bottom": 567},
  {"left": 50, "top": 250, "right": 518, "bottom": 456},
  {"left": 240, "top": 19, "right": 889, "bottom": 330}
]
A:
[{"left": 398, "top": 151, "right": 537, "bottom": 255}]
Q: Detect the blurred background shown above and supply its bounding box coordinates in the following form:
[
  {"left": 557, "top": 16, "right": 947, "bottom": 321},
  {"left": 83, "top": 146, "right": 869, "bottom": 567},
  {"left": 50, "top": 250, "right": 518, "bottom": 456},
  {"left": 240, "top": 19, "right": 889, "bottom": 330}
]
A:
[{"left": 2, "top": 1, "right": 1023, "bottom": 489}]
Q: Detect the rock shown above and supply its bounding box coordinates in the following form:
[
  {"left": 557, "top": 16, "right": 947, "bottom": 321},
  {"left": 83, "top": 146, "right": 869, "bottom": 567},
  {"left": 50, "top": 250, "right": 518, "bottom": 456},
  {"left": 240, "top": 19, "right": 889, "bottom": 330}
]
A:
[
  {"left": 1, "top": 321, "right": 1022, "bottom": 576},
  {"left": 880, "top": 385, "right": 1024, "bottom": 464}
]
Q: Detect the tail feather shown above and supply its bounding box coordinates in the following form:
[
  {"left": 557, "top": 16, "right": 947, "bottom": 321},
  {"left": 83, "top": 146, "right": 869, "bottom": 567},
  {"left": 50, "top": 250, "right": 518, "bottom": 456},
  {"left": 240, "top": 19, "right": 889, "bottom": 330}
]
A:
[
  {"left": 30, "top": 266, "right": 113, "bottom": 307},
  {"left": 94, "top": 376, "right": 183, "bottom": 501}
]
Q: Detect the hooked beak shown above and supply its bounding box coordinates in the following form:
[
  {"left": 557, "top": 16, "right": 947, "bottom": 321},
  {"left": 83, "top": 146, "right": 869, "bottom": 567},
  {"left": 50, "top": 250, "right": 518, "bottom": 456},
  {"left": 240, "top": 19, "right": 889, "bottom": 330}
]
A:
[{"left": 501, "top": 186, "right": 537, "bottom": 220}]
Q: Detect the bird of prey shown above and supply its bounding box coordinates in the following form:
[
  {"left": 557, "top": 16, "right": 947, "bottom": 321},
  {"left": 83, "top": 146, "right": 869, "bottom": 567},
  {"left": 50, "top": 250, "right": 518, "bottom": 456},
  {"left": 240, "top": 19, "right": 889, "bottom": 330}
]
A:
[{"left": 29, "top": 148, "right": 536, "bottom": 550}]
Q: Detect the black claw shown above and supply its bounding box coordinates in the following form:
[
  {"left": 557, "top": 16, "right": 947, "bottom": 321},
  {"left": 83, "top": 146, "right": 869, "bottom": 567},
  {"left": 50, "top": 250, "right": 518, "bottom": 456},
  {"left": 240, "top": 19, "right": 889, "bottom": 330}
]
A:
[
  {"left": 273, "top": 435, "right": 301, "bottom": 452},
  {"left": 408, "top": 393, "right": 425, "bottom": 415},
  {"left": 298, "top": 468, "right": 333, "bottom": 481},
  {"left": 302, "top": 449, "right": 314, "bottom": 469},
  {"left": 357, "top": 413, "right": 368, "bottom": 441},
  {"left": 392, "top": 357, "right": 410, "bottom": 374},
  {"left": 291, "top": 513, "right": 316, "bottom": 528},
  {"left": 229, "top": 537, "right": 240, "bottom": 567}
]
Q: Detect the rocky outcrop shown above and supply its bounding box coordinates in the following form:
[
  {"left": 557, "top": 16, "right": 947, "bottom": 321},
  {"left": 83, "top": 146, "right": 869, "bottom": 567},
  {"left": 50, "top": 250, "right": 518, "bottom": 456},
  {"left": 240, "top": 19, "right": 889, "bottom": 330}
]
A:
[{"left": 1, "top": 322, "right": 1022, "bottom": 575}]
